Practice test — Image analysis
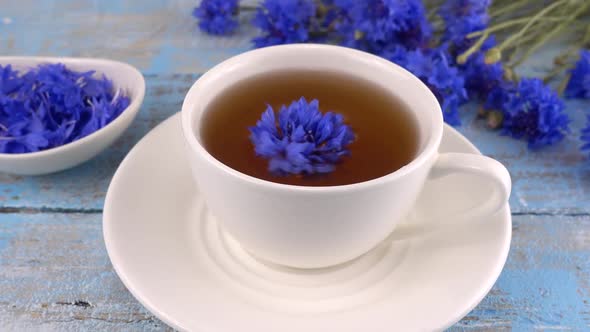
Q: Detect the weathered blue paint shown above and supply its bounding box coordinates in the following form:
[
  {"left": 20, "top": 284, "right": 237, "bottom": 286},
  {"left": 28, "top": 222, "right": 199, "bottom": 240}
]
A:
[
  {"left": 1, "top": 0, "right": 256, "bottom": 73},
  {"left": 451, "top": 215, "right": 590, "bottom": 331},
  {"left": 0, "top": 213, "right": 169, "bottom": 331},
  {"left": 1, "top": 213, "right": 588, "bottom": 331},
  {"left": 0, "top": 0, "right": 589, "bottom": 330}
]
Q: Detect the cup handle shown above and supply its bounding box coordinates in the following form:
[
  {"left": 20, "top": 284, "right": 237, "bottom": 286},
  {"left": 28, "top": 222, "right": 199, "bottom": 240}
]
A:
[
  {"left": 429, "top": 152, "right": 511, "bottom": 220},
  {"left": 382, "top": 152, "right": 511, "bottom": 242}
]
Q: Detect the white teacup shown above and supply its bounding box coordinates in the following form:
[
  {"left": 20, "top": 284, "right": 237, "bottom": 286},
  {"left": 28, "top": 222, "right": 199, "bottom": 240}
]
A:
[{"left": 181, "top": 44, "right": 511, "bottom": 269}]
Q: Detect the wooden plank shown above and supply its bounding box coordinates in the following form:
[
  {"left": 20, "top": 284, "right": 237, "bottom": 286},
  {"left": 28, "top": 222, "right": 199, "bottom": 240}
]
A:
[
  {"left": 1, "top": 0, "right": 255, "bottom": 74},
  {"left": 452, "top": 214, "right": 590, "bottom": 331},
  {"left": 0, "top": 212, "right": 170, "bottom": 331},
  {"left": 1, "top": 212, "right": 588, "bottom": 330},
  {"left": 0, "top": 73, "right": 587, "bottom": 213}
]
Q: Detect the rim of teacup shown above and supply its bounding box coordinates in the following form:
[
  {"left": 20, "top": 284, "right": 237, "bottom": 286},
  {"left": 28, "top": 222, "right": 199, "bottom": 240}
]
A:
[{"left": 181, "top": 44, "right": 443, "bottom": 192}]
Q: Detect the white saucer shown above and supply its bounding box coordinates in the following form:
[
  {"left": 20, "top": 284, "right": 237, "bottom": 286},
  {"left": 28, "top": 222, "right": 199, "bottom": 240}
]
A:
[{"left": 103, "top": 113, "right": 511, "bottom": 332}]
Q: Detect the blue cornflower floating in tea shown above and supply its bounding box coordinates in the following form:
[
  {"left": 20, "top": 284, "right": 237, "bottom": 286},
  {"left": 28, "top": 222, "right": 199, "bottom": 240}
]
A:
[
  {"left": 0, "top": 63, "right": 130, "bottom": 154},
  {"left": 249, "top": 97, "right": 355, "bottom": 175}
]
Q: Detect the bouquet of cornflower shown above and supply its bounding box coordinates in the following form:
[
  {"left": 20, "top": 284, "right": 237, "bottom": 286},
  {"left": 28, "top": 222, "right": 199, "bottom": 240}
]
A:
[{"left": 193, "top": 0, "right": 590, "bottom": 155}]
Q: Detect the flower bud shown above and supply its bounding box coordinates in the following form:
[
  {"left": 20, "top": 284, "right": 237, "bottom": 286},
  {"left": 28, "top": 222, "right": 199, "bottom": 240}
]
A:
[
  {"left": 486, "top": 110, "right": 504, "bottom": 129},
  {"left": 484, "top": 48, "right": 502, "bottom": 64}
]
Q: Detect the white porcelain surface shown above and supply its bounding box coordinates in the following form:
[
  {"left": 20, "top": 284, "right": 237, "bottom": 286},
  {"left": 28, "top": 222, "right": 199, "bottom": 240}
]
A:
[
  {"left": 104, "top": 113, "right": 512, "bottom": 332},
  {"left": 181, "top": 44, "right": 511, "bottom": 268},
  {"left": 0, "top": 56, "right": 145, "bottom": 175}
]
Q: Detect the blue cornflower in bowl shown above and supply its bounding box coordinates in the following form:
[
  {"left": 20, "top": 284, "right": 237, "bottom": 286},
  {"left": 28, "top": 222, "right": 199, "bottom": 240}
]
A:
[
  {"left": 193, "top": 0, "right": 239, "bottom": 36},
  {"left": 565, "top": 50, "right": 590, "bottom": 99},
  {"left": 0, "top": 57, "right": 145, "bottom": 175},
  {"left": 486, "top": 78, "right": 570, "bottom": 149},
  {"left": 252, "top": 0, "right": 317, "bottom": 48},
  {"left": 249, "top": 97, "right": 355, "bottom": 175}
]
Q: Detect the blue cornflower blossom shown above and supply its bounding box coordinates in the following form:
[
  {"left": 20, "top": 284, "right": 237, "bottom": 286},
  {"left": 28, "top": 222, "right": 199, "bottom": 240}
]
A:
[
  {"left": 565, "top": 50, "right": 590, "bottom": 99},
  {"left": 0, "top": 63, "right": 130, "bottom": 154},
  {"left": 440, "top": 0, "right": 502, "bottom": 100},
  {"left": 378, "top": 45, "right": 409, "bottom": 64},
  {"left": 486, "top": 78, "right": 570, "bottom": 149},
  {"left": 249, "top": 97, "right": 355, "bottom": 175},
  {"left": 383, "top": 47, "right": 467, "bottom": 126},
  {"left": 461, "top": 49, "right": 504, "bottom": 100},
  {"left": 581, "top": 114, "right": 590, "bottom": 154},
  {"left": 440, "top": 0, "right": 492, "bottom": 53},
  {"left": 252, "top": 0, "right": 316, "bottom": 48},
  {"left": 334, "top": 0, "right": 431, "bottom": 53},
  {"left": 193, "top": 0, "right": 239, "bottom": 35}
]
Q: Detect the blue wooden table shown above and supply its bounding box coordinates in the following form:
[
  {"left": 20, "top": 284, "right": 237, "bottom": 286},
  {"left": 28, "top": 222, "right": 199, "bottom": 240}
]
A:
[{"left": 1, "top": 1, "right": 589, "bottom": 331}]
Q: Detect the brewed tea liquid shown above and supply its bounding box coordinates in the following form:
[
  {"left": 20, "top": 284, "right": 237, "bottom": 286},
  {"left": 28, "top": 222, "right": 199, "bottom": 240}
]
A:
[{"left": 200, "top": 70, "right": 419, "bottom": 186}]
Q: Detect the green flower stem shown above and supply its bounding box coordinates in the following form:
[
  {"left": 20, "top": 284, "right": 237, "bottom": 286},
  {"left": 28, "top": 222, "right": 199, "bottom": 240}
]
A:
[
  {"left": 503, "top": 67, "right": 518, "bottom": 82},
  {"left": 424, "top": 0, "right": 445, "bottom": 10},
  {"left": 504, "top": 29, "right": 546, "bottom": 63},
  {"left": 543, "top": 63, "right": 571, "bottom": 83},
  {"left": 496, "top": 0, "right": 567, "bottom": 53},
  {"left": 456, "top": 31, "right": 489, "bottom": 64},
  {"left": 489, "top": 0, "right": 530, "bottom": 19},
  {"left": 459, "top": 13, "right": 567, "bottom": 64},
  {"left": 580, "top": 24, "right": 590, "bottom": 47},
  {"left": 467, "top": 16, "right": 569, "bottom": 39},
  {"left": 557, "top": 73, "right": 571, "bottom": 96},
  {"left": 309, "top": 29, "right": 330, "bottom": 39},
  {"left": 509, "top": 1, "right": 590, "bottom": 67},
  {"left": 428, "top": 11, "right": 440, "bottom": 23},
  {"left": 239, "top": 5, "right": 258, "bottom": 11},
  {"left": 544, "top": 24, "right": 590, "bottom": 82},
  {"left": 427, "top": 6, "right": 440, "bottom": 21},
  {"left": 556, "top": 45, "right": 585, "bottom": 65}
]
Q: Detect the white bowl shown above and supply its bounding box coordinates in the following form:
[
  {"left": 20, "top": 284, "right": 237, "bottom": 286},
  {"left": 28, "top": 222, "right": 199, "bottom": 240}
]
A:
[{"left": 0, "top": 56, "right": 145, "bottom": 175}]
